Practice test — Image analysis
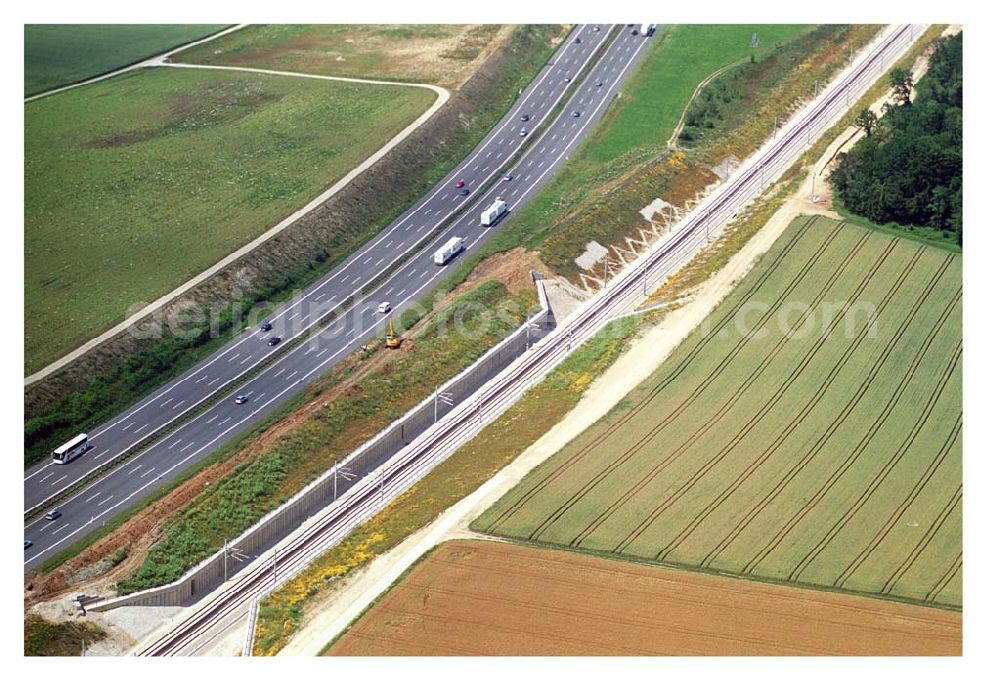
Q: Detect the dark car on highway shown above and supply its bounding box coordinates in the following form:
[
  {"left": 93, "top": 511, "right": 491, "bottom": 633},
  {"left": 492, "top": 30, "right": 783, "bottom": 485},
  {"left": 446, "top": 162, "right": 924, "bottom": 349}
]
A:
[
  {"left": 260, "top": 321, "right": 272, "bottom": 332},
  {"left": 267, "top": 336, "right": 282, "bottom": 347},
  {"left": 520, "top": 113, "right": 529, "bottom": 122}
]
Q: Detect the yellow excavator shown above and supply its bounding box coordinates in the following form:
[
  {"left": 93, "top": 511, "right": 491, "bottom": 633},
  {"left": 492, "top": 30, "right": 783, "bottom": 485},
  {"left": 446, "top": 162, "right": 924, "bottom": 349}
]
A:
[{"left": 385, "top": 317, "right": 401, "bottom": 349}]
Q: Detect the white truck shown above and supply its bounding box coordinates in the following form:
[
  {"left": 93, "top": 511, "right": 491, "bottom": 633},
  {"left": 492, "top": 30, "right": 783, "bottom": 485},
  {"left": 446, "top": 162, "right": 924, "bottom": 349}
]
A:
[
  {"left": 640, "top": 24, "right": 655, "bottom": 37},
  {"left": 433, "top": 236, "right": 465, "bottom": 265},
  {"left": 480, "top": 197, "right": 508, "bottom": 226}
]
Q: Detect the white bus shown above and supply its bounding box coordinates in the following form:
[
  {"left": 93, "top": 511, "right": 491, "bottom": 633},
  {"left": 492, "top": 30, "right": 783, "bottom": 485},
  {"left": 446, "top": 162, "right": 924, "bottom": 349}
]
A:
[{"left": 51, "top": 433, "right": 90, "bottom": 464}]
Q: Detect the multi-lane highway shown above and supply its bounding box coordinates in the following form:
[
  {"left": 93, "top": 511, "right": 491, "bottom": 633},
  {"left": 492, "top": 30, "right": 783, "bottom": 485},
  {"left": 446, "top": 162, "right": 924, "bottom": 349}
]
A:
[
  {"left": 133, "top": 24, "right": 924, "bottom": 656},
  {"left": 24, "top": 24, "right": 653, "bottom": 567}
]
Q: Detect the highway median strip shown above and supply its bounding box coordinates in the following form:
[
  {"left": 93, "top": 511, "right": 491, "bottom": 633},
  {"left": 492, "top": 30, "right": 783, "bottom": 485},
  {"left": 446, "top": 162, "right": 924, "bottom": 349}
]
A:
[{"left": 24, "top": 26, "right": 607, "bottom": 519}]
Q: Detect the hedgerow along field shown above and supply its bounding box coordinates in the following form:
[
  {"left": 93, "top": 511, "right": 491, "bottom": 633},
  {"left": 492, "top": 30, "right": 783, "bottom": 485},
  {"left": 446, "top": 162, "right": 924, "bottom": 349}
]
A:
[
  {"left": 24, "top": 66, "right": 434, "bottom": 374},
  {"left": 476, "top": 215, "right": 962, "bottom": 609},
  {"left": 180, "top": 24, "right": 507, "bottom": 88},
  {"left": 24, "top": 24, "right": 228, "bottom": 97}
]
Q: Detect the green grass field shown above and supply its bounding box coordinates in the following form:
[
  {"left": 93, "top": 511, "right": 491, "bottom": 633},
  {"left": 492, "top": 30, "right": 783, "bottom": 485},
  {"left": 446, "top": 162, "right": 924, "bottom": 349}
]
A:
[
  {"left": 447, "top": 24, "right": 814, "bottom": 282},
  {"left": 476, "top": 216, "right": 962, "bottom": 609},
  {"left": 24, "top": 66, "right": 434, "bottom": 373},
  {"left": 24, "top": 24, "right": 228, "bottom": 97}
]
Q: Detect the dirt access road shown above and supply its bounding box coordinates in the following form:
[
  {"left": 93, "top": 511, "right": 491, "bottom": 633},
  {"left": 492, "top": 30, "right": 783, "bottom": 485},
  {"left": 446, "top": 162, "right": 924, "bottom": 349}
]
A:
[
  {"left": 277, "top": 25, "right": 961, "bottom": 655},
  {"left": 329, "top": 540, "right": 961, "bottom": 655}
]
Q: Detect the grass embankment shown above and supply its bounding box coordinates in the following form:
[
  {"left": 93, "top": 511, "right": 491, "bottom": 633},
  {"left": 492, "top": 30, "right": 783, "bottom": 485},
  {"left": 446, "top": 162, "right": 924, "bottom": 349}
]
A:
[
  {"left": 440, "top": 25, "right": 883, "bottom": 291},
  {"left": 477, "top": 216, "right": 962, "bottom": 609},
  {"left": 25, "top": 67, "right": 434, "bottom": 375},
  {"left": 252, "top": 314, "right": 649, "bottom": 655},
  {"left": 116, "top": 281, "right": 537, "bottom": 594},
  {"left": 646, "top": 25, "right": 950, "bottom": 309},
  {"left": 24, "top": 24, "right": 228, "bottom": 96},
  {"left": 181, "top": 24, "right": 505, "bottom": 88},
  {"left": 24, "top": 614, "right": 105, "bottom": 656},
  {"left": 25, "top": 25, "right": 564, "bottom": 469}
]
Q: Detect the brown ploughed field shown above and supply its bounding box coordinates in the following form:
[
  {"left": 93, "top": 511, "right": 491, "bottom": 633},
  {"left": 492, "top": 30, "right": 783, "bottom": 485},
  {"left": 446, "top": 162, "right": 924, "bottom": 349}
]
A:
[{"left": 328, "top": 539, "right": 960, "bottom": 656}]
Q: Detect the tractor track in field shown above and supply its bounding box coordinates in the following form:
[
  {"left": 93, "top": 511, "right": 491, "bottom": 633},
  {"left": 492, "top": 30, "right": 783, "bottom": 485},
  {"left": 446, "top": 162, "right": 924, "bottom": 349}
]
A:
[
  {"left": 925, "top": 552, "right": 962, "bottom": 605},
  {"left": 657, "top": 246, "right": 942, "bottom": 562},
  {"left": 717, "top": 266, "right": 959, "bottom": 573},
  {"left": 604, "top": 234, "right": 901, "bottom": 556},
  {"left": 881, "top": 474, "right": 962, "bottom": 596},
  {"left": 839, "top": 411, "right": 962, "bottom": 587},
  {"left": 523, "top": 220, "right": 851, "bottom": 543},
  {"left": 475, "top": 216, "right": 820, "bottom": 533},
  {"left": 790, "top": 341, "right": 963, "bottom": 582},
  {"left": 556, "top": 227, "right": 877, "bottom": 549}
]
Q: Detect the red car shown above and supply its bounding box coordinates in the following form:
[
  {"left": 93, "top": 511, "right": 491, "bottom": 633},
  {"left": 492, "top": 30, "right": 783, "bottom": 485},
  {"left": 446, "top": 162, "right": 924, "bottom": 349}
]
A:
[{"left": 455, "top": 179, "right": 465, "bottom": 188}]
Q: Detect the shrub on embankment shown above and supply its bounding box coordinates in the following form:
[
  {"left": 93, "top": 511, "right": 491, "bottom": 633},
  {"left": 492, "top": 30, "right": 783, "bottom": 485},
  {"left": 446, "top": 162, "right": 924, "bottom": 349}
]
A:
[{"left": 25, "top": 24, "right": 567, "bottom": 467}]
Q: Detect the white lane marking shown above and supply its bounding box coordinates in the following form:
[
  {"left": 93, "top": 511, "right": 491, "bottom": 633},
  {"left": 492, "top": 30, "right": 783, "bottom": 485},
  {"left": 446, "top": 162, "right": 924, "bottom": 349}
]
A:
[
  {"left": 195, "top": 375, "right": 207, "bottom": 384},
  {"left": 220, "top": 417, "right": 232, "bottom": 426},
  {"left": 140, "top": 467, "right": 156, "bottom": 478},
  {"left": 240, "top": 355, "right": 253, "bottom": 365},
  {"left": 362, "top": 256, "right": 372, "bottom": 265},
  {"left": 181, "top": 442, "right": 194, "bottom": 452},
  {"left": 84, "top": 492, "right": 101, "bottom": 503},
  {"left": 274, "top": 368, "right": 286, "bottom": 378},
  {"left": 172, "top": 400, "right": 186, "bottom": 410},
  {"left": 50, "top": 475, "right": 66, "bottom": 486},
  {"left": 52, "top": 524, "right": 69, "bottom": 535},
  {"left": 205, "top": 414, "right": 219, "bottom": 424},
  {"left": 122, "top": 422, "right": 134, "bottom": 431},
  {"left": 396, "top": 241, "right": 405, "bottom": 249},
  {"left": 94, "top": 449, "right": 109, "bottom": 459},
  {"left": 351, "top": 276, "right": 361, "bottom": 285},
  {"left": 314, "top": 294, "right": 325, "bottom": 302},
  {"left": 128, "top": 464, "right": 143, "bottom": 475},
  {"left": 22, "top": 26, "right": 614, "bottom": 519},
  {"left": 97, "top": 495, "right": 114, "bottom": 507},
  {"left": 207, "top": 378, "right": 219, "bottom": 388},
  {"left": 40, "top": 472, "right": 54, "bottom": 482},
  {"left": 227, "top": 353, "right": 240, "bottom": 363},
  {"left": 168, "top": 438, "right": 184, "bottom": 449},
  {"left": 288, "top": 312, "right": 300, "bottom": 320},
  {"left": 159, "top": 397, "right": 174, "bottom": 408}
]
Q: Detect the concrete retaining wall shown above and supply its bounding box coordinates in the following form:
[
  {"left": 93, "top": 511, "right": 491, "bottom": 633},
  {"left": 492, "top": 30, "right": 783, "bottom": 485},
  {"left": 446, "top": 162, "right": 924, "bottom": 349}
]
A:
[{"left": 91, "top": 278, "right": 554, "bottom": 611}]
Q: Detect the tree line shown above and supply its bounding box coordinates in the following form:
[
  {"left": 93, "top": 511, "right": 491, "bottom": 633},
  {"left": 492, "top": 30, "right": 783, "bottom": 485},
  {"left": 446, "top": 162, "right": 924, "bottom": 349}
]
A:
[{"left": 830, "top": 33, "right": 962, "bottom": 244}]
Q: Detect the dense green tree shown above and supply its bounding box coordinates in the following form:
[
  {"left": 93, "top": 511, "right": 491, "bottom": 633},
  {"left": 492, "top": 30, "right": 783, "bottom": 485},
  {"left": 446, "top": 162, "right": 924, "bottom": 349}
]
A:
[
  {"left": 855, "top": 109, "right": 878, "bottom": 136},
  {"left": 830, "top": 33, "right": 962, "bottom": 242}
]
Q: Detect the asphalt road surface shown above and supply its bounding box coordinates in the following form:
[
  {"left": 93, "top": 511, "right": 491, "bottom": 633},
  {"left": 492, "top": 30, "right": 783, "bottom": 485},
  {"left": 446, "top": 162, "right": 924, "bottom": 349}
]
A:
[
  {"left": 24, "top": 24, "right": 653, "bottom": 568},
  {"left": 138, "top": 25, "right": 927, "bottom": 655}
]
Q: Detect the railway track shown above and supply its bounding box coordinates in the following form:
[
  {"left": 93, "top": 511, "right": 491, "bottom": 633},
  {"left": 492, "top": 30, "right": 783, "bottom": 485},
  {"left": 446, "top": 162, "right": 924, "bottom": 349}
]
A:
[{"left": 136, "top": 24, "right": 925, "bottom": 656}]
